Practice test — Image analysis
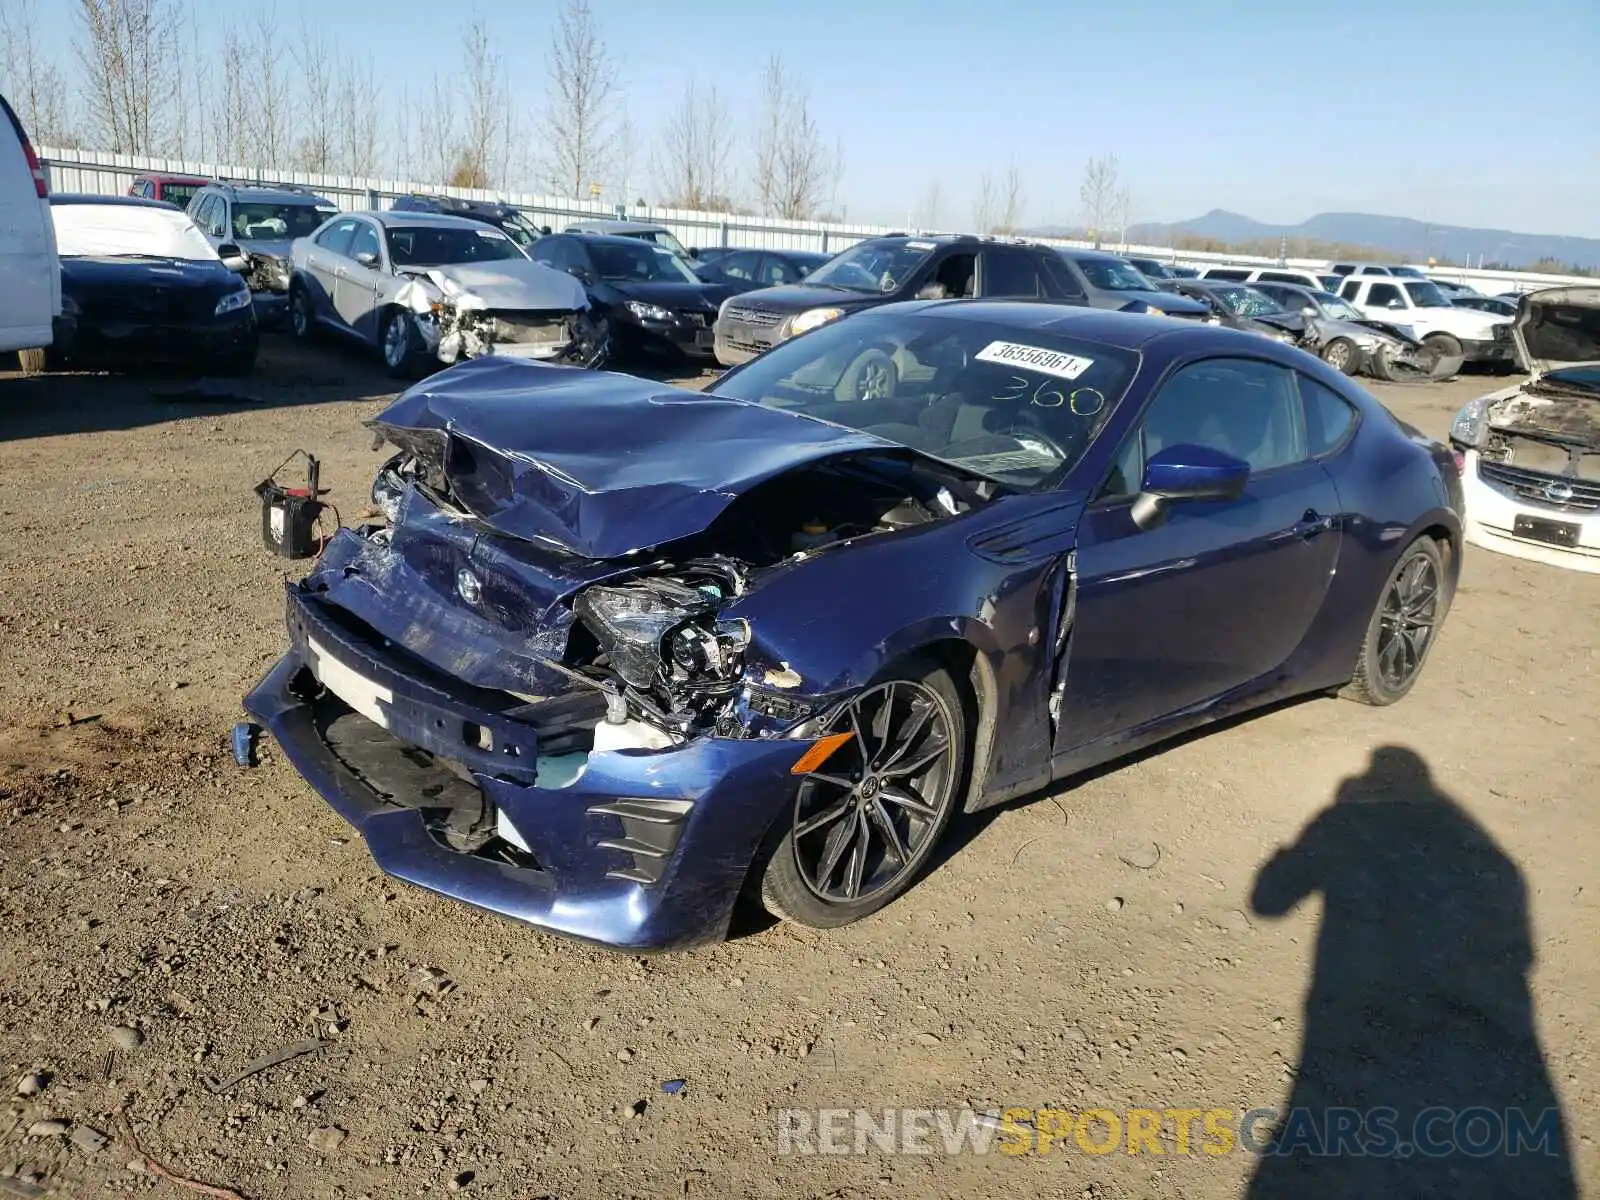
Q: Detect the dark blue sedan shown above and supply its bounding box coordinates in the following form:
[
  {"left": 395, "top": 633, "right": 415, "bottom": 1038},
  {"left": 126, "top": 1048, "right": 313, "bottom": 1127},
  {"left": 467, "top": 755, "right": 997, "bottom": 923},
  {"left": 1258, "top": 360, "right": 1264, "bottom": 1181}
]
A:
[{"left": 243, "top": 302, "right": 1462, "bottom": 949}]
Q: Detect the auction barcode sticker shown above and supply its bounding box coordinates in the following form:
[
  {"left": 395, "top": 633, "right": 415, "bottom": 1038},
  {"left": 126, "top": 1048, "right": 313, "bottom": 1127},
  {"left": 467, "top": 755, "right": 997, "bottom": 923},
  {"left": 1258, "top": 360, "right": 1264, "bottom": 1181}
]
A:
[{"left": 974, "top": 341, "right": 1095, "bottom": 381}]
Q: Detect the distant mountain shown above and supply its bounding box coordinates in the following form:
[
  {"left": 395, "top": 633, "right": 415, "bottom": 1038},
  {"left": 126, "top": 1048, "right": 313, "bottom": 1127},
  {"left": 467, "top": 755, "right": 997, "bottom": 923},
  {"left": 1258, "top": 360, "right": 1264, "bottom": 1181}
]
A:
[{"left": 1115, "top": 209, "right": 1600, "bottom": 270}]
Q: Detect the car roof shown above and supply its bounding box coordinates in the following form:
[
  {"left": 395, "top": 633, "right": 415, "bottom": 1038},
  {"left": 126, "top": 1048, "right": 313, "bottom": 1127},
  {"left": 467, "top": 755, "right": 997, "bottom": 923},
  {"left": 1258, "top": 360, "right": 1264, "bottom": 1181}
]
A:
[
  {"left": 207, "top": 183, "right": 335, "bottom": 204},
  {"left": 365, "top": 210, "right": 506, "bottom": 231},
  {"left": 136, "top": 173, "right": 210, "bottom": 184},
  {"left": 565, "top": 231, "right": 677, "bottom": 249},
  {"left": 898, "top": 300, "right": 1201, "bottom": 350},
  {"left": 1055, "top": 248, "right": 1132, "bottom": 263},
  {"left": 50, "top": 193, "right": 177, "bottom": 209},
  {"left": 395, "top": 194, "right": 521, "bottom": 217},
  {"left": 568, "top": 219, "right": 669, "bottom": 233}
]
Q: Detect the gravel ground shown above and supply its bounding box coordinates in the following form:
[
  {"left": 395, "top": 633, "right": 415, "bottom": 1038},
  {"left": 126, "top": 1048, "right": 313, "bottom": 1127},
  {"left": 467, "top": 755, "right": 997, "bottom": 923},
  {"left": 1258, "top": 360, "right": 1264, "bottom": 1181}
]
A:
[{"left": 0, "top": 338, "right": 1594, "bottom": 1200}]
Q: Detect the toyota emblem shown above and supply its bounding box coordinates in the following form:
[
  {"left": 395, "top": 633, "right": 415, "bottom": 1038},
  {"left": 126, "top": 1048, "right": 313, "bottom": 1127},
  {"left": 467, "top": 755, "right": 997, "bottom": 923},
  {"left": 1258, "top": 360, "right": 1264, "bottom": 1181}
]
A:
[
  {"left": 456, "top": 568, "right": 483, "bottom": 606},
  {"left": 1544, "top": 480, "right": 1575, "bottom": 504}
]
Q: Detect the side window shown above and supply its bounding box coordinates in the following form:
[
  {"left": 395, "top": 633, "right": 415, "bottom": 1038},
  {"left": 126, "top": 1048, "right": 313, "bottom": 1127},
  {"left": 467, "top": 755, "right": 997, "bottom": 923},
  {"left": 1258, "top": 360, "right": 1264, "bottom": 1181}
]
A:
[
  {"left": 316, "top": 218, "right": 359, "bottom": 257},
  {"left": 529, "top": 236, "right": 563, "bottom": 268},
  {"left": 1099, "top": 358, "right": 1308, "bottom": 498},
  {"left": 1040, "top": 256, "right": 1086, "bottom": 298},
  {"left": 1207, "top": 268, "right": 1251, "bottom": 282},
  {"left": 1299, "top": 376, "right": 1358, "bottom": 456},
  {"left": 1339, "top": 280, "right": 1362, "bottom": 302},
  {"left": 203, "top": 196, "right": 227, "bottom": 237},
  {"left": 1367, "top": 283, "right": 1406, "bottom": 309},
  {"left": 719, "top": 251, "right": 761, "bottom": 281},
  {"left": 978, "top": 248, "right": 1045, "bottom": 299},
  {"left": 927, "top": 252, "right": 976, "bottom": 298},
  {"left": 1259, "top": 271, "right": 1298, "bottom": 284},
  {"left": 760, "top": 255, "right": 801, "bottom": 285},
  {"left": 348, "top": 222, "right": 382, "bottom": 264}
]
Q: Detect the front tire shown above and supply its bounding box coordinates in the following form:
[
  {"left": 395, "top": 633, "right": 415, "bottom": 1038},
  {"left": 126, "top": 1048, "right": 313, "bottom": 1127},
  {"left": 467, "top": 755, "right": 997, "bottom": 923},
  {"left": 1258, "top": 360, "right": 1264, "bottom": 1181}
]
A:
[
  {"left": 289, "top": 284, "right": 316, "bottom": 341},
  {"left": 757, "top": 656, "right": 970, "bottom": 929},
  {"left": 382, "top": 309, "right": 420, "bottom": 379},
  {"left": 1341, "top": 537, "right": 1448, "bottom": 706},
  {"left": 1422, "top": 332, "right": 1463, "bottom": 362},
  {"left": 1320, "top": 337, "right": 1360, "bottom": 375}
]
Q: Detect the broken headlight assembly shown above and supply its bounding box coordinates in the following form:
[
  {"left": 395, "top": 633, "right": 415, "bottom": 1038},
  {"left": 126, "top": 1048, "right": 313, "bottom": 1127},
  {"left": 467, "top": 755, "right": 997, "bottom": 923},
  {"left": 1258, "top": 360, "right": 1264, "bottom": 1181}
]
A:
[{"left": 573, "top": 568, "right": 750, "bottom": 722}]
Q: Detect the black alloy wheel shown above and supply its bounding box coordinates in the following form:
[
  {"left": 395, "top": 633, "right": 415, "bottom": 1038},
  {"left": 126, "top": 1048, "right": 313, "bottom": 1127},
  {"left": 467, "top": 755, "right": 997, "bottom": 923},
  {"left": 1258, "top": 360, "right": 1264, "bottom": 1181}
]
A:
[{"left": 757, "top": 658, "right": 969, "bottom": 928}]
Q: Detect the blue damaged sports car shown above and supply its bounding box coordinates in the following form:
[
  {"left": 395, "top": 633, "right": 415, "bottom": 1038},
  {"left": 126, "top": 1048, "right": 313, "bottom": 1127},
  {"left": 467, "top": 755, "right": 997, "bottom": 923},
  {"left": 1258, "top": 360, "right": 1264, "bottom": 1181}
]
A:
[{"left": 243, "top": 301, "right": 1463, "bottom": 949}]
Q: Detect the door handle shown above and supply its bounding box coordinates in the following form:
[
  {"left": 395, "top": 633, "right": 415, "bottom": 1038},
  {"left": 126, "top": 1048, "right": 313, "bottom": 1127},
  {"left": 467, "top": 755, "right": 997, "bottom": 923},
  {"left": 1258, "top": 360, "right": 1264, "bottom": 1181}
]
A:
[{"left": 1294, "top": 510, "right": 1335, "bottom": 538}]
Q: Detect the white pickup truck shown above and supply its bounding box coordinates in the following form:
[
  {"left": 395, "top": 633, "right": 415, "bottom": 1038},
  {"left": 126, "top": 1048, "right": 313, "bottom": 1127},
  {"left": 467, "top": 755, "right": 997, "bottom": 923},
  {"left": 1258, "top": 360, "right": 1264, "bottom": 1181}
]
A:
[{"left": 1337, "top": 275, "right": 1514, "bottom": 365}]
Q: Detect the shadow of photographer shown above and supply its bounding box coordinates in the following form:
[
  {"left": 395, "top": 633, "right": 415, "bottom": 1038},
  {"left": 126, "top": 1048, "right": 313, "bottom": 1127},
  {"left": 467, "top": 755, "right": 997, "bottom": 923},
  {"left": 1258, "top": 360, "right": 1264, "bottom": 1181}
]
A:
[{"left": 1246, "top": 745, "right": 1576, "bottom": 1198}]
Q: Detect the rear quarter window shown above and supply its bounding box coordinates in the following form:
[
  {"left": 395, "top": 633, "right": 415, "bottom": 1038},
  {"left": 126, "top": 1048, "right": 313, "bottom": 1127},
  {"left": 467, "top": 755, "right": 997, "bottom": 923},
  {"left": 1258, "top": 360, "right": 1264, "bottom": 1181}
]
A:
[{"left": 1299, "top": 376, "right": 1358, "bottom": 456}]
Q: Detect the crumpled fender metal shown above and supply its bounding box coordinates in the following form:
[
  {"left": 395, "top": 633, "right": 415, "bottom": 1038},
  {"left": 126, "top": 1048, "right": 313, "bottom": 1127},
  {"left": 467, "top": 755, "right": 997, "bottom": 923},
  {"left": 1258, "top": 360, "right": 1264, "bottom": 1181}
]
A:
[{"left": 723, "top": 491, "right": 1088, "bottom": 805}]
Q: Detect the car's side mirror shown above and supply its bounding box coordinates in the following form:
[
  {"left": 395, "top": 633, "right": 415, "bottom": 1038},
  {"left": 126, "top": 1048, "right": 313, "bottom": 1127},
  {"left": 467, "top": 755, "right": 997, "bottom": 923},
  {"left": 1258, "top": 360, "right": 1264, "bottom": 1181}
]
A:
[
  {"left": 1388, "top": 299, "right": 1405, "bottom": 309},
  {"left": 1130, "top": 443, "right": 1250, "bottom": 530},
  {"left": 353, "top": 248, "right": 380, "bottom": 267},
  {"left": 1301, "top": 306, "right": 1317, "bottom": 318},
  {"left": 566, "top": 264, "right": 594, "bottom": 283},
  {"left": 217, "top": 243, "right": 249, "bottom": 272},
  {"left": 916, "top": 282, "right": 949, "bottom": 300}
]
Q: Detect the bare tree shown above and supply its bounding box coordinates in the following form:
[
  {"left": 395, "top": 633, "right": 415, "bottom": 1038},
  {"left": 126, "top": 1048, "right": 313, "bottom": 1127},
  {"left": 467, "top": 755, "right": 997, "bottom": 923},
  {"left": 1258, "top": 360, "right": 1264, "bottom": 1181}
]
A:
[
  {"left": 1079, "top": 152, "right": 1121, "bottom": 248},
  {"left": 608, "top": 106, "right": 637, "bottom": 205},
  {"left": 291, "top": 15, "right": 336, "bottom": 172},
  {"left": 0, "top": 0, "right": 77, "bottom": 146},
  {"left": 996, "top": 163, "right": 1024, "bottom": 234},
  {"left": 334, "top": 53, "right": 384, "bottom": 177},
  {"left": 544, "top": 0, "right": 618, "bottom": 198},
  {"left": 653, "top": 79, "right": 735, "bottom": 210},
  {"left": 459, "top": 16, "right": 510, "bottom": 190},
  {"left": 74, "top": 0, "right": 184, "bottom": 154},
  {"left": 415, "top": 73, "right": 461, "bottom": 185},
  {"left": 751, "top": 56, "right": 835, "bottom": 219},
  {"left": 913, "top": 179, "right": 942, "bottom": 231},
  {"left": 972, "top": 172, "right": 998, "bottom": 234},
  {"left": 1114, "top": 184, "right": 1133, "bottom": 248}
]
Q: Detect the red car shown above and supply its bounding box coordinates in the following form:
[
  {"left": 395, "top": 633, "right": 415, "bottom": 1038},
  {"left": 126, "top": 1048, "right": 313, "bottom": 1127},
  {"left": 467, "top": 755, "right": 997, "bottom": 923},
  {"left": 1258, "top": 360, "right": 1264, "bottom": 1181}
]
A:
[{"left": 127, "top": 174, "right": 210, "bottom": 210}]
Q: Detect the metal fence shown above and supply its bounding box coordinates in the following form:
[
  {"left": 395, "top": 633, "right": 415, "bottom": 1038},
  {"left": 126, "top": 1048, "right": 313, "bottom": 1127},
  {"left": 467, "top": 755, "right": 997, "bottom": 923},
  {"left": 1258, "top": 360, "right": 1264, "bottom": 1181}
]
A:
[{"left": 38, "top": 145, "right": 1593, "bottom": 295}]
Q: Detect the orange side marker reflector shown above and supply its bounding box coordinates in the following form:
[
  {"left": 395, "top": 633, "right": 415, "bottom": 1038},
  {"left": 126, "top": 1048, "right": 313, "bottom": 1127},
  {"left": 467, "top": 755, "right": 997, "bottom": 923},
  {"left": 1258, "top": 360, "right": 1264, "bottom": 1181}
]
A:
[{"left": 790, "top": 731, "right": 854, "bottom": 775}]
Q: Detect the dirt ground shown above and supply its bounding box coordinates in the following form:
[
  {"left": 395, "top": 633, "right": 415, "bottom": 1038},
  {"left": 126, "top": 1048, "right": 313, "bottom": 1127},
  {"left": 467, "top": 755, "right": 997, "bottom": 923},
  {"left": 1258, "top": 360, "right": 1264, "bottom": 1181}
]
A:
[{"left": 0, "top": 336, "right": 1594, "bottom": 1200}]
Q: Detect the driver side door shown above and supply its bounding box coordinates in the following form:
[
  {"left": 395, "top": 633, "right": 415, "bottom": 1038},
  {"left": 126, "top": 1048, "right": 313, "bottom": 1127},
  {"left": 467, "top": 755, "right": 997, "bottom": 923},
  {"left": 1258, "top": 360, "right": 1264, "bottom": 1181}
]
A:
[
  {"left": 1054, "top": 356, "right": 1342, "bottom": 757},
  {"left": 334, "top": 220, "right": 385, "bottom": 338}
]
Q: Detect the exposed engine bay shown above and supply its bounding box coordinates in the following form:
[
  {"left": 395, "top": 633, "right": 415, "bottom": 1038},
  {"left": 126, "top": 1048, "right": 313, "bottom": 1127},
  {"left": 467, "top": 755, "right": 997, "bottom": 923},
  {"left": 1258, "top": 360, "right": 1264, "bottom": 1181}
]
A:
[
  {"left": 364, "top": 444, "right": 975, "bottom": 743},
  {"left": 392, "top": 269, "right": 606, "bottom": 367},
  {"left": 1478, "top": 391, "right": 1600, "bottom": 480},
  {"left": 243, "top": 252, "right": 291, "bottom": 298}
]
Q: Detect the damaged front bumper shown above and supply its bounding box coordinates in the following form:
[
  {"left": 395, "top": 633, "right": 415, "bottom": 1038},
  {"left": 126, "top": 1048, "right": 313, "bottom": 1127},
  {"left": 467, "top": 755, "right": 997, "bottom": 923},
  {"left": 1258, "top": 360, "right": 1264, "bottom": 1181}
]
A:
[{"left": 243, "top": 585, "right": 814, "bottom": 950}]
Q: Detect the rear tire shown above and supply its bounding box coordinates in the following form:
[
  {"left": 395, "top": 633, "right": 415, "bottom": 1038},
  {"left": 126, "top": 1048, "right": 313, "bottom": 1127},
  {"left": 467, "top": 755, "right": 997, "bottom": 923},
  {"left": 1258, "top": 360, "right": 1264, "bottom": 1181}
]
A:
[
  {"left": 1320, "top": 337, "right": 1360, "bottom": 375},
  {"left": 17, "top": 348, "right": 47, "bottom": 376},
  {"left": 1340, "top": 537, "right": 1447, "bottom": 706},
  {"left": 756, "top": 655, "right": 970, "bottom": 929}
]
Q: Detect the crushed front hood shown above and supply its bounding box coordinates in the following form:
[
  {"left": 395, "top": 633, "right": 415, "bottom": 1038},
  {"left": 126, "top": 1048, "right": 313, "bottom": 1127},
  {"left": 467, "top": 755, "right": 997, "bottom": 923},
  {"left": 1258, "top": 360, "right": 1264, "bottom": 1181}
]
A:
[
  {"left": 416, "top": 261, "right": 588, "bottom": 312},
  {"left": 1512, "top": 286, "right": 1600, "bottom": 378},
  {"left": 372, "top": 357, "right": 912, "bottom": 559}
]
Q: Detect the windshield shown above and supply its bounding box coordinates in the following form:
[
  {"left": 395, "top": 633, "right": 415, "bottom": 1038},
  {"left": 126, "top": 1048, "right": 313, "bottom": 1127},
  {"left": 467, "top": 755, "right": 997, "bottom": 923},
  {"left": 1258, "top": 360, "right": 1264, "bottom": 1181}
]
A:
[
  {"left": 1404, "top": 281, "right": 1452, "bottom": 308},
  {"left": 495, "top": 212, "right": 542, "bottom": 248},
  {"left": 162, "top": 183, "right": 203, "bottom": 209},
  {"left": 52, "top": 203, "right": 218, "bottom": 262},
  {"left": 388, "top": 226, "right": 525, "bottom": 267},
  {"left": 1129, "top": 259, "right": 1173, "bottom": 280},
  {"left": 1311, "top": 292, "right": 1364, "bottom": 321},
  {"left": 590, "top": 241, "right": 700, "bottom": 282},
  {"left": 1214, "top": 286, "right": 1284, "bottom": 317},
  {"left": 1076, "top": 257, "right": 1155, "bottom": 291},
  {"left": 232, "top": 203, "right": 336, "bottom": 240},
  {"left": 804, "top": 240, "right": 935, "bottom": 293},
  {"left": 638, "top": 230, "right": 689, "bottom": 257},
  {"left": 1318, "top": 275, "right": 1342, "bottom": 291},
  {"left": 706, "top": 310, "right": 1138, "bottom": 490}
]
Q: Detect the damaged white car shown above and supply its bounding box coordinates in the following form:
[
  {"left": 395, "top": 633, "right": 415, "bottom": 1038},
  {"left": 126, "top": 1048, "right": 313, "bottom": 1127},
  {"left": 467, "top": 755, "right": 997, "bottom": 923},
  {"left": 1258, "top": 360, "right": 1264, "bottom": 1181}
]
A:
[
  {"left": 289, "top": 210, "right": 608, "bottom": 376},
  {"left": 1450, "top": 287, "right": 1600, "bottom": 572}
]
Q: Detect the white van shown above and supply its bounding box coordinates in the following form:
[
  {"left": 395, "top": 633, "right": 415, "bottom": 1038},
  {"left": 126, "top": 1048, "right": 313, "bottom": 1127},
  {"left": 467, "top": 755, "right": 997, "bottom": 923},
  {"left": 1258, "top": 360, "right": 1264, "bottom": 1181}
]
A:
[{"left": 0, "top": 93, "right": 60, "bottom": 373}]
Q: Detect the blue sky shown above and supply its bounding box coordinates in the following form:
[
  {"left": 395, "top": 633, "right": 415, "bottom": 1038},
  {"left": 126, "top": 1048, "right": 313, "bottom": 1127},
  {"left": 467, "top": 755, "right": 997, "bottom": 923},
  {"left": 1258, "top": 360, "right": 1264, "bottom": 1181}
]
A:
[{"left": 27, "top": 0, "right": 1600, "bottom": 237}]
